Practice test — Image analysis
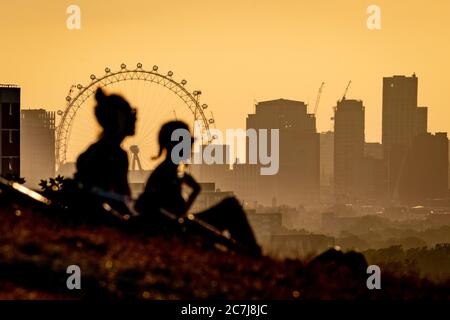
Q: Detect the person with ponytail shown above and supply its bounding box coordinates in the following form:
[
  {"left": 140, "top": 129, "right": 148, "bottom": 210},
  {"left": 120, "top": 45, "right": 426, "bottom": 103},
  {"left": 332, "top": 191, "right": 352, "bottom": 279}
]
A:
[
  {"left": 74, "top": 88, "right": 137, "bottom": 197},
  {"left": 135, "top": 121, "right": 261, "bottom": 255},
  {"left": 135, "top": 120, "right": 200, "bottom": 218}
]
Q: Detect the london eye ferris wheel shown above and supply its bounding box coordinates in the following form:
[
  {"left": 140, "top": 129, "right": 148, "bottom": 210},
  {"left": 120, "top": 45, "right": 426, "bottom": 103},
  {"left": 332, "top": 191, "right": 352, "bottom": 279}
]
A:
[{"left": 55, "top": 63, "right": 215, "bottom": 174}]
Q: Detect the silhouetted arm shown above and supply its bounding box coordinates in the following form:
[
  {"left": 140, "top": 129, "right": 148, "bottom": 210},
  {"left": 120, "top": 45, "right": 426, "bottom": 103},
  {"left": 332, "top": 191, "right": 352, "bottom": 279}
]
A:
[{"left": 182, "top": 174, "right": 201, "bottom": 212}]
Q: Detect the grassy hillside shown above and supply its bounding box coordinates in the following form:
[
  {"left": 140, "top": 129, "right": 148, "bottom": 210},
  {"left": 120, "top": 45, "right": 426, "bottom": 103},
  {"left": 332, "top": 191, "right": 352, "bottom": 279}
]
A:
[{"left": 0, "top": 207, "right": 449, "bottom": 300}]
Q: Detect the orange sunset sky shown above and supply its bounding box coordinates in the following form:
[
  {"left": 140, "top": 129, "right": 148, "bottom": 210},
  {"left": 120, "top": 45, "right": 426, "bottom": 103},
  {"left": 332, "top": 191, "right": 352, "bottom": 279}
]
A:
[{"left": 1, "top": 0, "right": 450, "bottom": 145}]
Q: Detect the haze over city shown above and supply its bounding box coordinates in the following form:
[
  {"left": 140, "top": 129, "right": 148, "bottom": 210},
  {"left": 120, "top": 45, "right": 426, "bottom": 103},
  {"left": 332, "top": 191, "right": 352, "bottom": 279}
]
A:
[
  {"left": 1, "top": 0, "right": 450, "bottom": 306},
  {"left": 1, "top": 0, "right": 450, "bottom": 143}
]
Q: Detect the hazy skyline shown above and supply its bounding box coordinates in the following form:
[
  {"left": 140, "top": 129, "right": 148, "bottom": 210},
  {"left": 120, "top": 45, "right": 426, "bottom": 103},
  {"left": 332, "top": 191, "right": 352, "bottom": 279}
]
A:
[{"left": 1, "top": 0, "right": 450, "bottom": 143}]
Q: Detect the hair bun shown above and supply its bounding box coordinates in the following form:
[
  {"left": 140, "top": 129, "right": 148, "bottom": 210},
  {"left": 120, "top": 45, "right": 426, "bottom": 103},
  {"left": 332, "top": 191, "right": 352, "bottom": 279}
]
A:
[{"left": 95, "top": 88, "right": 106, "bottom": 103}]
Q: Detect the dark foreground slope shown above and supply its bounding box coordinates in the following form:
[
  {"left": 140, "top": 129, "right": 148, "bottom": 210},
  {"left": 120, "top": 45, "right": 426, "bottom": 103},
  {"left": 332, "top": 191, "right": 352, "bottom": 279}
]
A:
[{"left": 0, "top": 208, "right": 449, "bottom": 300}]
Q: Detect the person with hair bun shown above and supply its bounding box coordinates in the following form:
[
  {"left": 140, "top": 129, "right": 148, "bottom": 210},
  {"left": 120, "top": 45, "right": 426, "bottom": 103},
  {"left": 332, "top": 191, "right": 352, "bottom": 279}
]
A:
[{"left": 74, "top": 88, "right": 137, "bottom": 197}]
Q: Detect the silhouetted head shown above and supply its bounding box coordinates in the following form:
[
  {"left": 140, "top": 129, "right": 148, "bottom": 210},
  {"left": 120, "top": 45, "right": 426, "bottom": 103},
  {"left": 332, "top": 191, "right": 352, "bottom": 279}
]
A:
[
  {"left": 94, "top": 88, "right": 136, "bottom": 140},
  {"left": 155, "top": 120, "right": 193, "bottom": 160}
]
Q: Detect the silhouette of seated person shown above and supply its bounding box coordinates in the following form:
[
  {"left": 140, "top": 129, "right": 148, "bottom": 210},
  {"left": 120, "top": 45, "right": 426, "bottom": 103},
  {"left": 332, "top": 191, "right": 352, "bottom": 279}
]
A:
[
  {"left": 135, "top": 121, "right": 260, "bottom": 254},
  {"left": 74, "top": 88, "right": 136, "bottom": 198},
  {"left": 135, "top": 121, "right": 200, "bottom": 219}
]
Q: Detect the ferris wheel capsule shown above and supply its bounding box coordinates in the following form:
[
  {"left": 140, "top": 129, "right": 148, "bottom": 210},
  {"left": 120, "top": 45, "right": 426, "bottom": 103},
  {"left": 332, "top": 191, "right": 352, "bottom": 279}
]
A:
[
  {"left": 209, "top": 119, "right": 215, "bottom": 124},
  {"left": 137, "top": 63, "right": 142, "bottom": 69},
  {"left": 90, "top": 74, "right": 96, "bottom": 80},
  {"left": 181, "top": 79, "right": 187, "bottom": 85},
  {"left": 120, "top": 63, "right": 127, "bottom": 69},
  {"left": 77, "top": 84, "right": 83, "bottom": 90},
  {"left": 167, "top": 71, "right": 173, "bottom": 77},
  {"left": 152, "top": 65, "right": 158, "bottom": 71},
  {"left": 66, "top": 96, "right": 72, "bottom": 101},
  {"left": 105, "top": 67, "right": 111, "bottom": 73},
  {"left": 57, "top": 110, "right": 64, "bottom": 116},
  {"left": 202, "top": 104, "right": 208, "bottom": 109}
]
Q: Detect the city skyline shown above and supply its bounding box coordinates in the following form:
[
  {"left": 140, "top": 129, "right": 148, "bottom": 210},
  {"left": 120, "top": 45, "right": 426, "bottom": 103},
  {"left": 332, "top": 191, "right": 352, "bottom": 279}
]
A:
[
  {"left": 2, "top": 0, "right": 450, "bottom": 305},
  {"left": 1, "top": 0, "right": 450, "bottom": 143}
]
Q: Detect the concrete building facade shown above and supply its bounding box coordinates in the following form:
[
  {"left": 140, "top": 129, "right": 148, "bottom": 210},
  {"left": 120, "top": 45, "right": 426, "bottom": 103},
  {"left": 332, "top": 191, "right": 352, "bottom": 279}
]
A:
[
  {"left": 246, "top": 99, "right": 320, "bottom": 206},
  {"left": 0, "top": 85, "right": 20, "bottom": 177},
  {"left": 21, "top": 109, "right": 55, "bottom": 188}
]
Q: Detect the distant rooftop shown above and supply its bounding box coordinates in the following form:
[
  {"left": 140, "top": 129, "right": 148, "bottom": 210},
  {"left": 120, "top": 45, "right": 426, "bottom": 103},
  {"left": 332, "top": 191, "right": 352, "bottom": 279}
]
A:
[
  {"left": 258, "top": 98, "right": 305, "bottom": 105},
  {"left": 0, "top": 84, "right": 19, "bottom": 88},
  {"left": 384, "top": 73, "right": 417, "bottom": 79}
]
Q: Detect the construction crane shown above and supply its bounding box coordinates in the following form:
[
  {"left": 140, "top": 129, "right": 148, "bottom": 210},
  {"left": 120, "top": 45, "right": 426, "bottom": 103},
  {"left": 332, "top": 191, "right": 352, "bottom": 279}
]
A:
[
  {"left": 342, "top": 80, "right": 352, "bottom": 100},
  {"left": 313, "top": 82, "right": 325, "bottom": 115},
  {"left": 330, "top": 81, "right": 351, "bottom": 131}
]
